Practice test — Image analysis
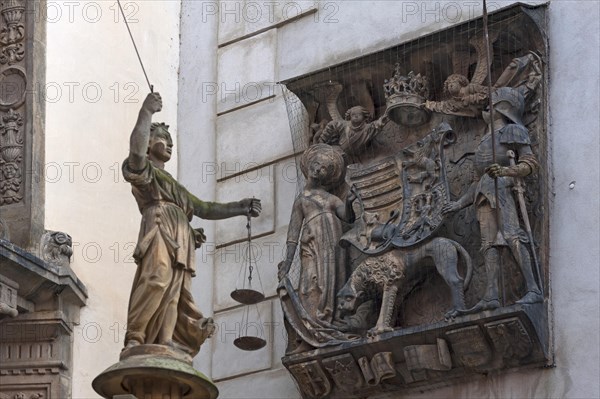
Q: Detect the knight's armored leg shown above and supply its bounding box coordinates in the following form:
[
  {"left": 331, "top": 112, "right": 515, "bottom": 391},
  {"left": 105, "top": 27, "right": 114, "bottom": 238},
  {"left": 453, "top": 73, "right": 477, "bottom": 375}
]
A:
[
  {"left": 469, "top": 203, "right": 501, "bottom": 311},
  {"left": 458, "top": 245, "right": 501, "bottom": 314},
  {"left": 509, "top": 238, "right": 543, "bottom": 304},
  {"left": 480, "top": 247, "right": 501, "bottom": 305}
]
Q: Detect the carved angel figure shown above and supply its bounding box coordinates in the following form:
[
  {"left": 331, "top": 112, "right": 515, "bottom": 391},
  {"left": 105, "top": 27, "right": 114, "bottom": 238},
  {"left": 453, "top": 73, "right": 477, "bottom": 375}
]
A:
[{"left": 317, "top": 106, "right": 388, "bottom": 164}]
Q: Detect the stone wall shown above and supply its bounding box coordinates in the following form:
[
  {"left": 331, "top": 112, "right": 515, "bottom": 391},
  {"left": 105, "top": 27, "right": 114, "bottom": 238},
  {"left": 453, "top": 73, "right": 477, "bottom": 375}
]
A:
[{"left": 179, "top": 1, "right": 599, "bottom": 398}]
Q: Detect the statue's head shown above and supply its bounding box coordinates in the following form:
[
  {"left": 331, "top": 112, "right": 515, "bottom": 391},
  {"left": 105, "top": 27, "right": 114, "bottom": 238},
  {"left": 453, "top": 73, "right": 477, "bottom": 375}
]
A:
[
  {"left": 148, "top": 122, "right": 173, "bottom": 163},
  {"left": 300, "top": 144, "right": 346, "bottom": 188},
  {"left": 337, "top": 282, "right": 362, "bottom": 317},
  {"left": 444, "top": 74, "right": 469, "bottom": 96},
  {"left": 484, "top": 87, "right": 525, "bottom": 125},
  {"left": 345, "top": 106, "right": 372, "bottom": 126}
]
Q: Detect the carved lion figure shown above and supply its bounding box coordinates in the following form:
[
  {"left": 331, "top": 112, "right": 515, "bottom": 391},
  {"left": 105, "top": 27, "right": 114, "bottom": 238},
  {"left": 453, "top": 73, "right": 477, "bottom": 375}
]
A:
[{"left": 337, "top": 237, "right": 472, "bottom": 335}]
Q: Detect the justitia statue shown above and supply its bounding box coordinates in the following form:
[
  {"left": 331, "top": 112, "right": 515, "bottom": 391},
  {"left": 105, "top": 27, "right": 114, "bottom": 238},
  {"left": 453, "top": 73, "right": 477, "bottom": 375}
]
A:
[{"left": 122, "top": 92, "right": 262, "bottom": 356}]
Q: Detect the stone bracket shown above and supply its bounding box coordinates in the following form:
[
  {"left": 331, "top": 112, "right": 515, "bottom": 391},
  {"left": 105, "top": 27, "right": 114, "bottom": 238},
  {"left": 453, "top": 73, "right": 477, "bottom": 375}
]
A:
[{"left": 283, "top": 304, "right": 549, "bottom": 398}]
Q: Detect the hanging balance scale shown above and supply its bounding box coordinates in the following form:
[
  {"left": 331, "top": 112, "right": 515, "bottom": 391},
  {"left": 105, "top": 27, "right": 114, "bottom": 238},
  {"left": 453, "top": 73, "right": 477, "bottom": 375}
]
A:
[{"left": 231, "top": 211, "right": 267, "bottom": 351}]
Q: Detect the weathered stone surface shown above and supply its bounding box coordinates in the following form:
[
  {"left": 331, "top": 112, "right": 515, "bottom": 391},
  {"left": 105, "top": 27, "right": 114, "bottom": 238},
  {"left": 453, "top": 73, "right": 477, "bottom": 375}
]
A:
[
  {"left": 218, "top": 0, "right": 316, "bottom": 46},
  {"left": 217, "top": 30, "right": 277, "bottom": 114},
  {"left": 216, "top": 165, "right": 275, "bottom": 246},
  {"left": 216, "top": 96, "right": 294, "bottom": 173},
  {"left": 216, "top": 367, "right": 300, "bottom": 399},
  {"left": 211, "top": 300, "right": 273, "bottom": 380}
]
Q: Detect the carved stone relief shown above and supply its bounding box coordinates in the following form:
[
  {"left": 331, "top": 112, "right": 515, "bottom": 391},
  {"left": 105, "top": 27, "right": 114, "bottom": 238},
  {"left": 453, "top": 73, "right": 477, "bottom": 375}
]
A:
[
  {"left": 0, "top": 1, "right": 26, "bottom": 207},
  {"left": 279, "top": 4, "right": 550, "bottom": 398},
  {"left": 0, "top": 109, "right": 24, "bottom": 205},
  {"left": 0, "top": 0, "right": 26, "bottom": 65},
  {"left": 0, "top": 0, "right": 45, "bottom": 251}
]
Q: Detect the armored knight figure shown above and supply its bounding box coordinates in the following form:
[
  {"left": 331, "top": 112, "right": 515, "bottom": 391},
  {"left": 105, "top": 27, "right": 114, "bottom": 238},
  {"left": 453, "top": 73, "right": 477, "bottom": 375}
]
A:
[{"left": 443, "top": 87, "right": 543, "bottom": 312}]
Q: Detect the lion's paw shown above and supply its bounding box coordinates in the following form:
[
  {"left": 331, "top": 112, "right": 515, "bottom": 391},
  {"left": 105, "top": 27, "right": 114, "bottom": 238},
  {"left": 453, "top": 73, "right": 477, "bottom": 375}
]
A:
[{"left": 367, "top": 326, "right": 394, "bottom": 337}]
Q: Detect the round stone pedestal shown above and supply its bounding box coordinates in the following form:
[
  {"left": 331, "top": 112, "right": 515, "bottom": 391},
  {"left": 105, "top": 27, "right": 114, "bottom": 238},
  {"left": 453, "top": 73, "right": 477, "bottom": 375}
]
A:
[{"left": 92, "top": 345, "right": 218, "bottom": 399}]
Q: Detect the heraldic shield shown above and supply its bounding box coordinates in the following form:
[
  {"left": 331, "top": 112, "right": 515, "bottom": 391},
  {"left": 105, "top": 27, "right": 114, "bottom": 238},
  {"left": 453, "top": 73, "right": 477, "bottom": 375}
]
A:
[{"left": 341, "top": 122, "right": 455, "bottom": 254}]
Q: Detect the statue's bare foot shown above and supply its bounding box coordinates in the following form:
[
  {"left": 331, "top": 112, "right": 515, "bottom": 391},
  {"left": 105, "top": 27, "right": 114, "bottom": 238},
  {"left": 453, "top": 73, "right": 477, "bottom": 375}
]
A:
[
  {"left": 452, "top": 299, "right": 500, "bottom": 316},
  {"left": 516, "top": 290, "right": 543, "bottom": 305},
  {"left": 444, "top": 308, "right": 464, "bottom": 320},
  {"left": 469, "top": 299, "right": 500, "bottom": 313}
]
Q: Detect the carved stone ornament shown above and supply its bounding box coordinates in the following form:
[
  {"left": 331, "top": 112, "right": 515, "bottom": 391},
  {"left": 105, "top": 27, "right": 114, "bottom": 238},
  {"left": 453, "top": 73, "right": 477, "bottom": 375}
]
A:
[
  {"left": 279, "top": 4, "right": 550, "bottom": 397},
  {"left": 0, "top": 109, "right": 24, "bottom": 205},
  {"left": 0, "top": 0, "right": 26, "bottom": 65},
  {"left": 40, "top": 231, "right": 73, "bottom": 267}
]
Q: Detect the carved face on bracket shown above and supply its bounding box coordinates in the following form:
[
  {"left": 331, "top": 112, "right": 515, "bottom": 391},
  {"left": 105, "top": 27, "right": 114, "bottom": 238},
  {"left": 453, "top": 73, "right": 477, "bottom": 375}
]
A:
[{"left": 337, "top": 283, "right": 363, "bottom": 317}]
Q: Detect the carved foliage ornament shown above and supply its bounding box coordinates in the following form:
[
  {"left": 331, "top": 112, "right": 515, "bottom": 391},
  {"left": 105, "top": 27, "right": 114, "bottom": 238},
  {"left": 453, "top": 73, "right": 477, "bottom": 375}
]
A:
[
  {"left": 0, "top": 0, "right": 26, "bottom": 65},
  {"left": 0, "top": 109, "right": 24, "bottom": 204}
]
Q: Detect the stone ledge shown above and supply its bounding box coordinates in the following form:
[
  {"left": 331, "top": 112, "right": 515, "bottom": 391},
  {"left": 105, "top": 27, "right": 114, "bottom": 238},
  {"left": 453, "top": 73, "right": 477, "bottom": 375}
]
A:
[
  {"left": 0, "top": 239, "right": 88, "bottom": 309},
  {"left": 282, "top": 304, "right": 550, "bottom": 399}
]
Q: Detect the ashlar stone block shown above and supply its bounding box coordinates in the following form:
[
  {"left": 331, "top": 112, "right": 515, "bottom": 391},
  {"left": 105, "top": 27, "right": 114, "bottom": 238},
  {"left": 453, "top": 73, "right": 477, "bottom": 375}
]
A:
[
  {"left": 215, "top": 165, "right": 275, "bottom": 246},
  {"left": 216, "top": 95, "right": 294, "bottom": 173},
  {"left": 218, "top": 0, "right": 316, "bottom": 46},
  {"left": 217, "top": 30, "right": 277, "bottom": 114},
  {"left": 216, "top": 367, "right": 299, "bottom": 399}
]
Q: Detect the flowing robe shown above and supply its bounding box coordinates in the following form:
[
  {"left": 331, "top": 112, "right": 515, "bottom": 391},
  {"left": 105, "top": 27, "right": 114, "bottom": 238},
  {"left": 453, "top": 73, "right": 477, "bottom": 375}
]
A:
[{"left": 122, "top": 158, "right": 210, "bottom": 355}]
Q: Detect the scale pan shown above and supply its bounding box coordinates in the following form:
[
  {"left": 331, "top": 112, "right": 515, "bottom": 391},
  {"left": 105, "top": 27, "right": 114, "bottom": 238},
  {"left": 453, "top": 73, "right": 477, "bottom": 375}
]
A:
[
  {"left": 231, "top": 289, "right": 265, "bottom": 305},
  {"left": 234, "top": 336, "right": 267, "bottom": 351}
]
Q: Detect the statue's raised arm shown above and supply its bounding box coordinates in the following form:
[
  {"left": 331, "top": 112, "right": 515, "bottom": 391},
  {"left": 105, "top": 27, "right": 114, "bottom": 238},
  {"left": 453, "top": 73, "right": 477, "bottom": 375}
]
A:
[{"left": 128, "top": 92, "right": 163, "bottom": 171}]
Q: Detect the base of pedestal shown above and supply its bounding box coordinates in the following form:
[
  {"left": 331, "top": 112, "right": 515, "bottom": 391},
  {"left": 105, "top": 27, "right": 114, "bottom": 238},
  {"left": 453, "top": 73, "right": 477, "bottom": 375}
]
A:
[{"left": 92, "top": 347, "right": 218, "bottom": 399}]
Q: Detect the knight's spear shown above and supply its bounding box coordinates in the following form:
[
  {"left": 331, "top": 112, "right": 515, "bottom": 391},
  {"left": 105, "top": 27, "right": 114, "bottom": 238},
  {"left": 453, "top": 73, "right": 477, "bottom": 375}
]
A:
[{"left": 483, "top": 0, "right": 508, "bottom": 305}]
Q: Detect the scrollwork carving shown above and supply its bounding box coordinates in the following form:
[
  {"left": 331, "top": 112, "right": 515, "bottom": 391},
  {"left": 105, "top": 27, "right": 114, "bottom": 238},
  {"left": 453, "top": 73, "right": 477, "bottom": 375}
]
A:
[
  {"left": 0, "top": 0, "right": 26, "bottom": 65},
  {"left": 0, "top": 109, "right": 24, "bottom": 205}
]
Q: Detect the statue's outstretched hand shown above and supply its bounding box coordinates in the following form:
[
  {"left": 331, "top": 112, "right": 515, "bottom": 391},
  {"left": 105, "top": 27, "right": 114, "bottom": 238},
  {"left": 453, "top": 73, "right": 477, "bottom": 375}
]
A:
[
  {"left": 142, "top": 92, "right": 162, "bottom": 114},
  {"left": 241, "top": 198, "right": 262, "bottom": 217}
]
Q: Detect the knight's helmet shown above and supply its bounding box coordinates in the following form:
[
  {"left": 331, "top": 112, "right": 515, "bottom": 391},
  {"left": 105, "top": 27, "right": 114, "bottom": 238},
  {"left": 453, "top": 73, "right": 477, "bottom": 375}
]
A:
[{"left": 491, "top": 87, "right": 525, "bottom": 125}]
